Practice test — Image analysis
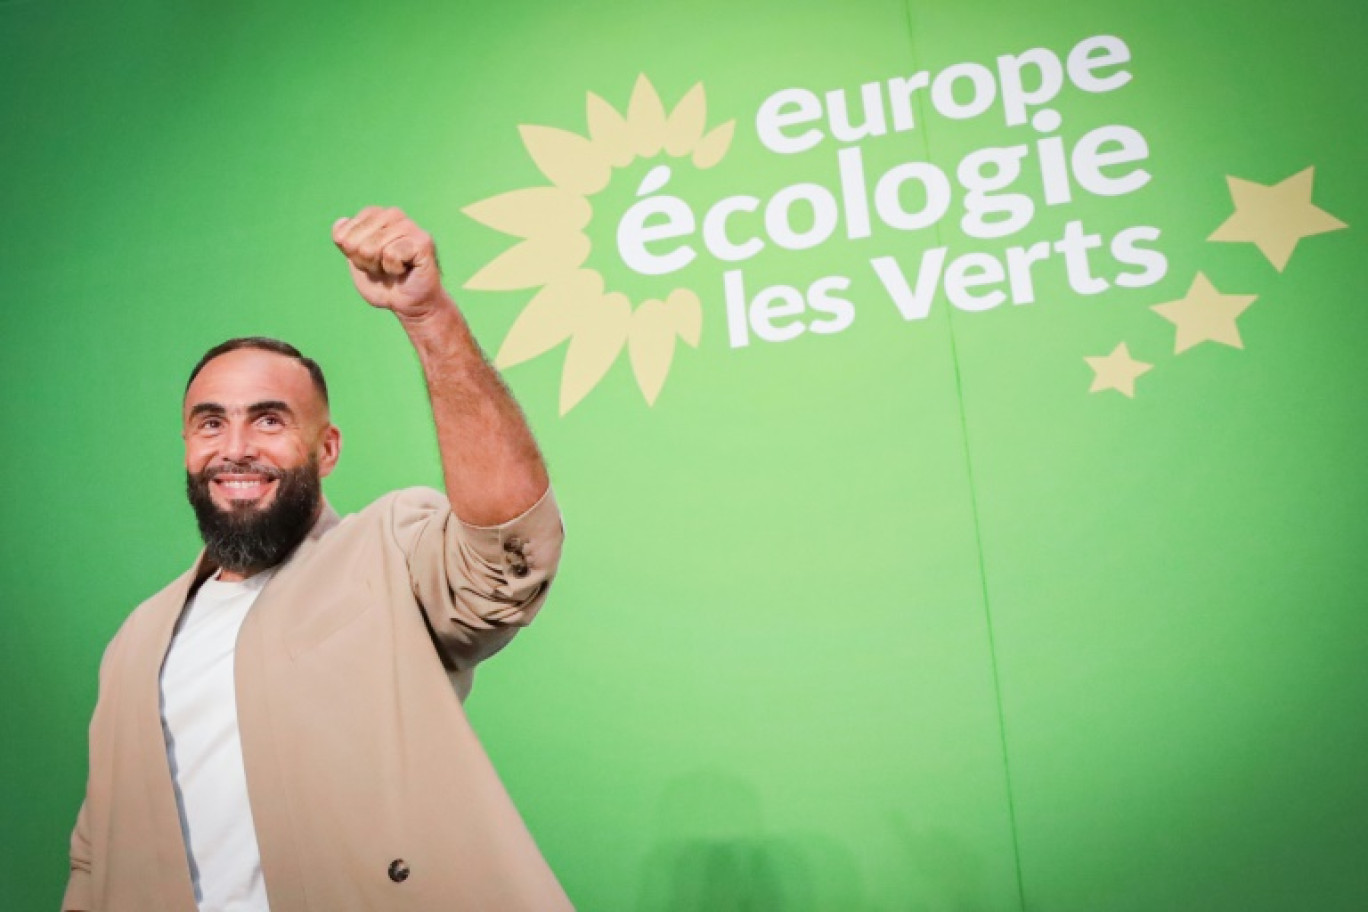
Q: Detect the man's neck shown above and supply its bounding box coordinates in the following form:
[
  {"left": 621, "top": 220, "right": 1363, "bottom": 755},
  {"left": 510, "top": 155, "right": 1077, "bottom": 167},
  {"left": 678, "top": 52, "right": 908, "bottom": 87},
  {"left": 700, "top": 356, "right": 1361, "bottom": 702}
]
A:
[{"left": 217, "top": 565, "right": 269, "bottom": 583}]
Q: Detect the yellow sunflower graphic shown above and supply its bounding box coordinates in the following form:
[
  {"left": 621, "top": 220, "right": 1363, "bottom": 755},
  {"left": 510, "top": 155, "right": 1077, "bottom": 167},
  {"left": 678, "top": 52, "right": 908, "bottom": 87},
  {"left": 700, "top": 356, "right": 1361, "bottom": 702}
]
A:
[{"left": 462, "top": 75, "right": 735, "bottom": 414}]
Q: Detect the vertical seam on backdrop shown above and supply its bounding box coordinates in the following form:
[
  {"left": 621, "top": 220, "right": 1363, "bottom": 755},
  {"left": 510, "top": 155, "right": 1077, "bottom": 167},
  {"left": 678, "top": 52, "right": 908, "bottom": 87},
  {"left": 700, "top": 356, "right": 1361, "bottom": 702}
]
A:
[{"left": 897, "top": 2, "right": 1027, "bottom": 909}]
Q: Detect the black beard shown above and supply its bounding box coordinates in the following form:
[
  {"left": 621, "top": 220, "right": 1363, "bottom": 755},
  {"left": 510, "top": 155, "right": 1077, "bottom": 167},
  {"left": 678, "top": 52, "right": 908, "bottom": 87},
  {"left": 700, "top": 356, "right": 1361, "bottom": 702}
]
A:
[{"left": 186, "top": 459, "right": 322, "bottom": 576}]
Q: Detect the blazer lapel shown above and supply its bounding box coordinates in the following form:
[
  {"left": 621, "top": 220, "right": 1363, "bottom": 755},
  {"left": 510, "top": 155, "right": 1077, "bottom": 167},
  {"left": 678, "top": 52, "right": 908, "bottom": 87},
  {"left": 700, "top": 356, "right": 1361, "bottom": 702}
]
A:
[{"left": 134, "top": 559, "right": 214, "bottom": 909}]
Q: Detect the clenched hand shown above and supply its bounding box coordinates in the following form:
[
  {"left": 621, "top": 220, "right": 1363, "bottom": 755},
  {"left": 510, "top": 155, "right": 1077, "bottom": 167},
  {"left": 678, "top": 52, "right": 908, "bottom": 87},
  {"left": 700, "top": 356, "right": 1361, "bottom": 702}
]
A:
[{"left": 332, "top": 207, "right": 445, "bottom": 321}]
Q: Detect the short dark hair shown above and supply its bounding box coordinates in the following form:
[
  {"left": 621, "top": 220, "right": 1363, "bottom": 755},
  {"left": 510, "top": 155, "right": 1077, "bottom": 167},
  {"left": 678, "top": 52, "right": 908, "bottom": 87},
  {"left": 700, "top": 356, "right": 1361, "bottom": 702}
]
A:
[{"left": 186, "top": 337, "right": 329, "bottom": 405}]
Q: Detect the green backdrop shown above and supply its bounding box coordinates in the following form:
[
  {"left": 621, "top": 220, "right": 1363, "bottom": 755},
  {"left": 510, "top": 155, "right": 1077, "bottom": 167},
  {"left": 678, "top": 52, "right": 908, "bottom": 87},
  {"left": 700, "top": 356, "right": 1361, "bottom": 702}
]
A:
[{"left": 3, "top": 0, "right": 1366, "bottom": 909}]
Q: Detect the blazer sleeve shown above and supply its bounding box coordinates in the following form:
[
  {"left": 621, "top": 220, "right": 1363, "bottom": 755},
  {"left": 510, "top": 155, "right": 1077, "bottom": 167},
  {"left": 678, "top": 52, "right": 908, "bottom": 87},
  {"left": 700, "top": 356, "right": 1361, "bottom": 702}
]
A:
[
  {"left": 392, "top": 486, "right": 565, "bottom": 670},
  {"left": 63, "top": 626, "right": 124, "bottom": 912},
  {"left": 62, "top": 798, "right": 92, "bottom": 911}
]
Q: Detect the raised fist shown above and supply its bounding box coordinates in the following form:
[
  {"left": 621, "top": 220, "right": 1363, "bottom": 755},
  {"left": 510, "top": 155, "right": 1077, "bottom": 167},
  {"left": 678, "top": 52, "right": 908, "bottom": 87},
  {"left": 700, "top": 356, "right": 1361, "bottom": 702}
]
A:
[{"left": 332, "top": 207, "right": 444, "bottom": 320}]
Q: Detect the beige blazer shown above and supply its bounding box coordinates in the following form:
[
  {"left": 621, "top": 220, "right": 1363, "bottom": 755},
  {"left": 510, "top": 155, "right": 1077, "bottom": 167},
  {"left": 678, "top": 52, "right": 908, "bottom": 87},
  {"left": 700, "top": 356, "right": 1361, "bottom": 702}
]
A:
[{"left": 65, "top": 487, "right": 573, "bottom": 911}]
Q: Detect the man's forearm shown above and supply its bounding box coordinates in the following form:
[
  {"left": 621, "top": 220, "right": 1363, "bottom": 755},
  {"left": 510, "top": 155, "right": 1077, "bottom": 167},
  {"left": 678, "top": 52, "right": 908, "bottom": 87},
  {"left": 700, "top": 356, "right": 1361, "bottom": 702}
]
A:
[
  {"left": 399, "top": 291, "right": 549, "bottom": 526},
  {"left": 330, "top": 207, "right": 549, "bottom": 524}
]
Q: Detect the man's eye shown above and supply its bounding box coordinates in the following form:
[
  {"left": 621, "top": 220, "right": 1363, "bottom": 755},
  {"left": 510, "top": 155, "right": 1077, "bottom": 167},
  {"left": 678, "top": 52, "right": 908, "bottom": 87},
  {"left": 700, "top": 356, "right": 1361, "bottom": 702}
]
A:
[
  {"left": 201, "top": 417, "right": 223, "bottom": 431},
  {"left": 258, "top": 414, "right": 284, "bottom": 428}
]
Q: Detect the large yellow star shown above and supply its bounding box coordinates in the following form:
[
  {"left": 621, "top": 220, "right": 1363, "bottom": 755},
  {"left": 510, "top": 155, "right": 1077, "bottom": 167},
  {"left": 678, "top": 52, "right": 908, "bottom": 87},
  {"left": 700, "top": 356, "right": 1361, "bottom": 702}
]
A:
[
  {"left": 1151, "top": 273, "right": 1257, "bottom": 354},
  {"left": 1085, "top": 343, "right": 1152, "bottom": 398},
  {"left": 1208, "top": 166, "right": 1347, "bottom": 271}
]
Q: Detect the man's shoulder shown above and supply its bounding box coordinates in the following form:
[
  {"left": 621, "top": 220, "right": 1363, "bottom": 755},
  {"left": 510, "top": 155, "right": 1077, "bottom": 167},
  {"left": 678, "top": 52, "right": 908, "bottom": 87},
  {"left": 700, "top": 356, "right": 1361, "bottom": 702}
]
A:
[
  {"left": 131, "top": 568, "right": 197, "bottom": 622},
  {"left": 365, "top": 486, "right": 448, "bottom": 513},
  {"left": 336, "top": 486, "right": 449, "bottom": 527},
  {"left": 103, "top": 565, "right": 199, "bottom": 666},
  {"left": 314, "top": 486, "right": 450, "bottom": 553}
]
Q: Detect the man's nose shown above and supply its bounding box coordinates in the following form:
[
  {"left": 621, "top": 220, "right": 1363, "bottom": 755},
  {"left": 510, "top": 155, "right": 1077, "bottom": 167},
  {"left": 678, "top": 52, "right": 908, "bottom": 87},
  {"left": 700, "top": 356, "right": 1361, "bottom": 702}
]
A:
[{"left": 221, "top": 422, "right": 258, "bottom": 461}]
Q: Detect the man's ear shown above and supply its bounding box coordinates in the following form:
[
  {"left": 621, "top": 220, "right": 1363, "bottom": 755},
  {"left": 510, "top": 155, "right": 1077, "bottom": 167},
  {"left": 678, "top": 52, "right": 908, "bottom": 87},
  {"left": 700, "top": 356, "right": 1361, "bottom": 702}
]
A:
[{"left": 317, "top": 424, "right": 342, "bottom": 478}]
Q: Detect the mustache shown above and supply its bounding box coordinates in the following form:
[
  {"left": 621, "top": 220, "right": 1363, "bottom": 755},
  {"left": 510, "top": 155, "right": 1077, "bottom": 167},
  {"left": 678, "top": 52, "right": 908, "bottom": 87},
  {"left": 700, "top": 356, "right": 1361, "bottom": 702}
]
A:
[{"left": 199, "top": 462, "right": 286, "bottom": 482}]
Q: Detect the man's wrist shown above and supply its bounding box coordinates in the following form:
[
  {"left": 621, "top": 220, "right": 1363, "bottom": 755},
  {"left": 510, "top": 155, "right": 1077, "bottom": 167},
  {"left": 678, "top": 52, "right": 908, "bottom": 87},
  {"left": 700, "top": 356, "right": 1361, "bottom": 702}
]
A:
[
  {"left": 397, "top": 292, "right": 490, "bottom": 374},
  {"left": 395, "top": 289, "right": 459, "bottom": 331}
]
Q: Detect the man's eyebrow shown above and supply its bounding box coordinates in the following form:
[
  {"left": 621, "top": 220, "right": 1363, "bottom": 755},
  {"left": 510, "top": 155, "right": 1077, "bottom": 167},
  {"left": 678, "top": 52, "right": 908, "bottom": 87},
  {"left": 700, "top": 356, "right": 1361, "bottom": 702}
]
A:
[
  {"left": 186, "top": 400, "right": 296, "bottom": 419},
  {"left": 246, "top": 400, "right": 295, "bottom": 417}
]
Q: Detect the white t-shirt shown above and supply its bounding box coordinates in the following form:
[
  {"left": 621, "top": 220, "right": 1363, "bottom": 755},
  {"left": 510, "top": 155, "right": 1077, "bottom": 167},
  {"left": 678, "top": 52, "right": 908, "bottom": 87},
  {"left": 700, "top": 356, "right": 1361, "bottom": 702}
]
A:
[{"left": 160, "top": 570, "right": 274, "bottom": 912}]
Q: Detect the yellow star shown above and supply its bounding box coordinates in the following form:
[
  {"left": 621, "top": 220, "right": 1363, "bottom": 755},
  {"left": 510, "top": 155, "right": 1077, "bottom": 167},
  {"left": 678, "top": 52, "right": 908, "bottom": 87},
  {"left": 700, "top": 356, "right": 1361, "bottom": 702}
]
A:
[
  {"left": 1208, "top": 167, "right": 1347, "bottom": 271},
  {"left": 1085, "top": 343, "right": 1152, "bottom": 398},
  {"left": 1151, "top": 273, "right": 1257, "bottom": 354}
]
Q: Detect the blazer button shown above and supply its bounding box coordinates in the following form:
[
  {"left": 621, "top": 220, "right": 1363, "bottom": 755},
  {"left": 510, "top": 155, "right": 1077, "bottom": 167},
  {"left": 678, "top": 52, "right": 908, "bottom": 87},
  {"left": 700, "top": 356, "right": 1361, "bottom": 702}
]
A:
[
  {"left": 503, "top": 536, "right": 525, "bottom": 555},
  {"left": 388, "top": 859, "right": 410, "bottom": 883},
  {"left": 508, "top": 556, "right": 530, "bottom": 578}
]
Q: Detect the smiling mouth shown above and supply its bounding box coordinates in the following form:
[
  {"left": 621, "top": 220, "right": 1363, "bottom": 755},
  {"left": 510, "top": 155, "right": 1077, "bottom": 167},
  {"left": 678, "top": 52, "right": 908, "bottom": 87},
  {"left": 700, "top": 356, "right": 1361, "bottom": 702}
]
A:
[
  {"left": 209, "top": 471, "right": 281, "bottom": 504},
  {"left": 218, "top": 477, "right": 272, "bottom": 490}
]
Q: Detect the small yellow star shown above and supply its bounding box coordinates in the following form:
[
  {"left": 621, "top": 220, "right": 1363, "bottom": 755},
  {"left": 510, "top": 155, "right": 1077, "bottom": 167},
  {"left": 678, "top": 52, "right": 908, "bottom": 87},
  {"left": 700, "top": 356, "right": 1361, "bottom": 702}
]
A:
[
  {"left": 1085, "top": 343, "right": 1152, "bottom": 398},
  {"left": 1208, "top": 167, "right": 1347, "bottom": 271},
  {"left": 1151, "top": 273, "right": 1257, "bottom": 354}
]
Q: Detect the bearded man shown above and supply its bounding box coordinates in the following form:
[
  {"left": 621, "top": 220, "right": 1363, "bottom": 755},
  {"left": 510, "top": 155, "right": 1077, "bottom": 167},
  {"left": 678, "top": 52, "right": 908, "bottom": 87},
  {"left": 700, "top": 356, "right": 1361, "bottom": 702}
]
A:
[{"left": 64, "top": 208, "right": 573, "bottom": 911}]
